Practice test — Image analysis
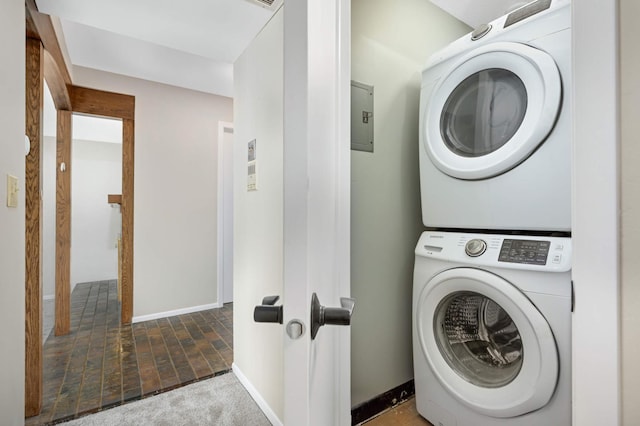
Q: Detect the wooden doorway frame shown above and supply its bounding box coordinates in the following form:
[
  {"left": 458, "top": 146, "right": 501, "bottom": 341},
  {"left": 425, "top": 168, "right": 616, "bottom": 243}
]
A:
[
  {"left": 24, "top": 35, "right": 44, "bottom": 418},
  {"left": 25, "top": 2, "right": 135, "bottom": 417},
  {"left": 69, "top": 86, "right": 135, "bottom": 329}
]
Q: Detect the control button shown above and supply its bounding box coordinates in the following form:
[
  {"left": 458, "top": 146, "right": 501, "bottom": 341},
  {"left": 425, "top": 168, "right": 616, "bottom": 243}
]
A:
[
  {"left": 465, "top": 239, "right": 487, "bottom": 257},
  {"left": 555, "top": 243, "right": 564, "bottom": 251},
  {"left": 552, "top": 254, "right": 562, "bottom": 264},
  {"left": 471, "top": 23, "right": 492, "bottom": 41}
]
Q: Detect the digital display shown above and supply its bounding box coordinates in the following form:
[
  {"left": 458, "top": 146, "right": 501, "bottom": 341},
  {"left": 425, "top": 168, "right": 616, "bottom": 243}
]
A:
[{"left": 498, "top": 239, "right": 550, "bottom": 265}]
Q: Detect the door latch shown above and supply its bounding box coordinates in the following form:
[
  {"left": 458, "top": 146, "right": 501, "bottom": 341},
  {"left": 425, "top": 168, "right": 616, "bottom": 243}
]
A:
[
  {"left": 310, "top": 293, "right": 355, "bottom": 340},
  {"left": 254, "top": 295, "right": 283, "bottom": 324}
]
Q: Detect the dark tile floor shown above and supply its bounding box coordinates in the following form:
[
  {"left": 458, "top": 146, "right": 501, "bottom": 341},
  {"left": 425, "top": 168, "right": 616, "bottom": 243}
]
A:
[{"left": 26, "top": 280, "right": 234, "bottom": 425}]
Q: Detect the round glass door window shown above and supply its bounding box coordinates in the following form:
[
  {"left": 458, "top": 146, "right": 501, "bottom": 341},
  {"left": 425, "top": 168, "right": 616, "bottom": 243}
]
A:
[
  {"left": 422, "top": 42, "right": 562, "bottom": 180},
  {"left": 434, "top": 291, "right": 523, "bottom": 388},
  {"left": 440, "top": 68, "right": 528, "bottom": 158}
]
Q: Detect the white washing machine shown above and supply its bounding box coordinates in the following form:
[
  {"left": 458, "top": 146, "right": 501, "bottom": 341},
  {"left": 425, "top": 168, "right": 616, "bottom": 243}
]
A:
[
  {"left": 419, "top": 0, "right": 571, "bottom": 232},
  {"left": 413, "top": 231, "right": 571, "bottom": 426}
]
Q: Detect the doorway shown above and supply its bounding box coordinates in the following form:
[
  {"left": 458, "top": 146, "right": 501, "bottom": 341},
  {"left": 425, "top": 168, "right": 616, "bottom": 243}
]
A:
[
  {"left": 68, "top": 114, "right": 123, "bottom": 295},
  {"left": 25, "top": 60, "right": 137, "bottom": 417},
  {"left": 218, "top": 122, "right": 234, "bottom": 305},
  {"left": 42, "top": 83, "right": 124, "bottom": 339}
]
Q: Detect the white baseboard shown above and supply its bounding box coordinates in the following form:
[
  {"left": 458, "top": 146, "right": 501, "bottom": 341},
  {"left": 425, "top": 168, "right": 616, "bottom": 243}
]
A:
[
  {"left": 233, "top": 363, "right": 283, "bottom": 426},
  {"left": 132, "top": 302, "right": 221, "bottom": 323}
]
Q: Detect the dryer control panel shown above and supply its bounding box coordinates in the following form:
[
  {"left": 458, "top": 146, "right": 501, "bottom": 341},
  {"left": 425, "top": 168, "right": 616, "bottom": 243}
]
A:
[{"left": 417, "top": 231, "right": 571, "bottom": 272}]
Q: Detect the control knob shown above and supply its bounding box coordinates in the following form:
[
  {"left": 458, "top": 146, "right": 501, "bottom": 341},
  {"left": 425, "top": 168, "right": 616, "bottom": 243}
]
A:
[
  {"left": 471, "top": 23, "right": 492, "bottom": 41},
  {"left": 465, "top": 239, "right": 487, "bottom": 257}
]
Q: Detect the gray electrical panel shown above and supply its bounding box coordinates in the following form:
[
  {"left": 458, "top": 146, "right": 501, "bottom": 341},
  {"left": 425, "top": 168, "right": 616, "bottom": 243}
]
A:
[{"left": 351, "top": 81, "right": 374, "bottom": 153}]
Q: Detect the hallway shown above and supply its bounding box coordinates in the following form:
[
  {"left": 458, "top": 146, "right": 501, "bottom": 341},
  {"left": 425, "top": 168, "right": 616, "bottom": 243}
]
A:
[{"left": 26, "top": 281, "right": 233, "bottom": 425}]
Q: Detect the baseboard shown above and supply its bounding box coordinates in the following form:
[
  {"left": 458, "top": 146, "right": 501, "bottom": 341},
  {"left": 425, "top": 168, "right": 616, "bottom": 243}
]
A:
[
  {"left": 132, "top": 302, "right": 222, "bottom": 323},
  {"left": 351, "top": 379, "right": 415, "bottom": 425},
  {"left": 233, "top": 363, "right": 283, "bottom": 426}
]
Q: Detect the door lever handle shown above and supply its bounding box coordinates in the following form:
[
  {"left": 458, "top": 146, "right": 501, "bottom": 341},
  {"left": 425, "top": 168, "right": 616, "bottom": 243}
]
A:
[
  {"left": 310, "top": 293, "right": 355, "bottom": 339},
  {"left": 254, "top": 295, "right": 283, "bottom": 324}
]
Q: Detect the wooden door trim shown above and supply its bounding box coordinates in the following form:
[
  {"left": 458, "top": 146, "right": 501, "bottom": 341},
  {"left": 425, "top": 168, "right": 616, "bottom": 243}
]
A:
[
  {"left": 25, "top": 3, "right": 71, "bottom": 416},
  {"left": 25, "top": 37, "right": 44, "bottom": 418},
  {"left": 121, "top": 119, "right": 135, "bottom": 324},
  {"left": 71, "top": 86, "right": 135, "bottom": 120},
  {"left": 24, "top": 2, "right": 136, "bottom": 417},
  {"left": 25, "top": 0, "right": 72, "bottom": 86},
  {"left": 44, "top": 50, "right": 71, "bottom": 111},
  {"left": 55, "top": 110, "right": 72, "bottom": 336},
  {"left": 70, "top": 86, "right": 135, "bottom": 324}
]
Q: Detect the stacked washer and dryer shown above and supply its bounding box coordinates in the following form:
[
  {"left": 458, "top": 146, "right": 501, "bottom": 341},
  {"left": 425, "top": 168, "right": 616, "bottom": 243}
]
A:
[{"left": 412, "top": 1, "right": 572, "bottom": 425}]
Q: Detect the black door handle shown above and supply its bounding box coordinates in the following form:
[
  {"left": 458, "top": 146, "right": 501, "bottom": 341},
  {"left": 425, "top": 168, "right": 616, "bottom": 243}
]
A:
[
  {"left": 310, "top": 293, "right": 355, "bottom": 339},
  {"left": 254, "top": 295, "right": 283, "bottom": 324}
]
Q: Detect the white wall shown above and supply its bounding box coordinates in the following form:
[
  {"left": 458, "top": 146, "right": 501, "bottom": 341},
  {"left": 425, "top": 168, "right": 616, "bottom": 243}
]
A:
[
  {"left": 233, "top": 8, "right": 284, "bottom": 421},
  {"left": 43, "top": 92, "right": 123, "bottom": 296},
  {"left": 0, "top": 0, "right": 25, "bottom": 422},
  {"left": 71, "top": 138, "right": 122, "bottom": 287},
  {"left": 72, "top": 66, "right": 233, "bottom": 319},
  {"left": 43, "top": 136, "right": 122, "bottom": 296},
  {"left": 350, "top": 0, "right": 469, "bottom": 406},
  {"left": 621, "top": 0, "right": 640, "bottom": 423}
]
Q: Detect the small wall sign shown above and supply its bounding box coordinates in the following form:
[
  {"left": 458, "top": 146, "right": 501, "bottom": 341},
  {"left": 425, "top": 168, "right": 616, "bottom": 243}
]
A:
[{"left": 248, "top": 139, "right": 257, "bottom": 191}]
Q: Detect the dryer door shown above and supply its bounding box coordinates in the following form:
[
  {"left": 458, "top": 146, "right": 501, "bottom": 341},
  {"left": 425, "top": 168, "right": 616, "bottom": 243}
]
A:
[
  {"left": 424, "top": 42, "right": 561, "bottom": 180},
  {"left": 416, "top": 268, "right": 559, "bottom": 418}
]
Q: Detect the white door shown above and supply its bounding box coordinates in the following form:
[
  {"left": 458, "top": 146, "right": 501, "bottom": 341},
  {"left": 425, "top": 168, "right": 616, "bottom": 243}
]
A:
[{"left": 282, "top": 0, "right": 352, "bottom": 424}]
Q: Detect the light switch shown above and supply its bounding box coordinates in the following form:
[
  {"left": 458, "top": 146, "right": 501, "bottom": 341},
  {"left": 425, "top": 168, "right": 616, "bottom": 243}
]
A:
[{"left": 6, "top": 174, "right": 18, "bottom": 208}]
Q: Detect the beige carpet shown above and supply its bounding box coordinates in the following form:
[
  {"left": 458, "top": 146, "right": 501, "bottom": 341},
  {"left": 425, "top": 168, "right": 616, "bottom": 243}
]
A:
[{"left": 62, "top": 372, "right": 271, "bottom": 426}]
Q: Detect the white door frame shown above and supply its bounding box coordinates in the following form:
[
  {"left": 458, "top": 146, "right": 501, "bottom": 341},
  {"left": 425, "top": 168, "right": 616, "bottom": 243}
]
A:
[
  {"left": 282, "top": 0, "right": 351, "bottom": 424},
  {"left": 217, "top": 121, "right": 234, "bottom": 306},
  {"left": 572, "top": 2, "right": 620, "bottom": 425}
]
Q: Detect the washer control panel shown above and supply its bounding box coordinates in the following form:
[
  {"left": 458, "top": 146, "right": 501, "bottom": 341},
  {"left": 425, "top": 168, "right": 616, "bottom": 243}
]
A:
[
  {"left": 498, "top": 239, "right": 550, "bottom": 265},
  {"left": 417, "top": 231, "right": 571, "bottom": 272}
]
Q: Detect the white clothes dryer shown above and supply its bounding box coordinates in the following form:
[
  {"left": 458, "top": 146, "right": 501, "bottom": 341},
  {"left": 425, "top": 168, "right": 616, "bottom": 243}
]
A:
[
  {"left": 419, "top": 0, "right": 571, "bottom": 231},
  {"left": 413, "top": 231, "right": 571, "bottom": 426}
]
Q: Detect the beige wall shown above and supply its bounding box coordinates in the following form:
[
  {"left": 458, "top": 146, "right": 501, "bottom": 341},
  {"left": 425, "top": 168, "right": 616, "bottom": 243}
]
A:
[
  {"left": 350, "top": 0, "right": 469, "bottom": 406},
  {"left": 72, "top": 67, "right": 233, "bottom": 319},
  {"left": 233, "top": 8, "right": 284, "bottom": 421},
  {"left": 0, "top": 0, "right": 25, "bottom": 422},
  {"left": 620, "top": 0, "right": 640, "bottom": 423}
]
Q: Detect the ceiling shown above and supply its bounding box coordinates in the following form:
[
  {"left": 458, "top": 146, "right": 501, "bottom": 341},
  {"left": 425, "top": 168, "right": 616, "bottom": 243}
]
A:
[
  {"left": 35, "top": 0, "right": 283, "bottom": 98},
  {"left": 36, "top": 0, "right": 527, "bottom": 142},
  {"left": 35, "top": 0, "right": 526, "bottom": 100},
  {"left": 430, "top": 0, "right": 530, "bottom": 28}
]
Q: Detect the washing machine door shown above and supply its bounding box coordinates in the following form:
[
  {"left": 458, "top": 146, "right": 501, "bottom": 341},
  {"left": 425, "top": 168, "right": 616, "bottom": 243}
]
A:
[
  {"left": 424, "top": 42, "right": 561, "bottom": 180},
  {"left": 416, "top": 268, "right": 559, "bottom": 418}
]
